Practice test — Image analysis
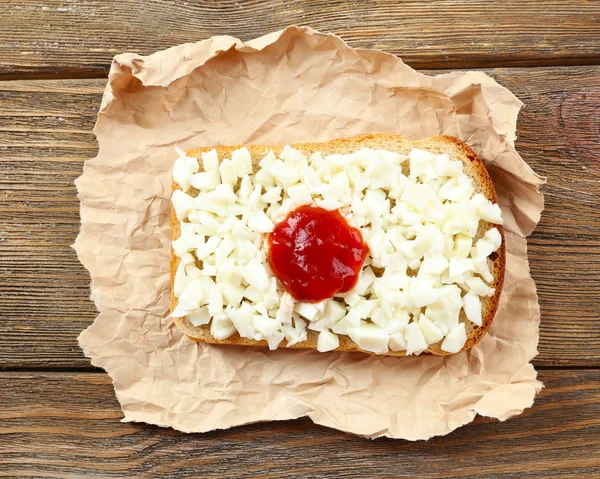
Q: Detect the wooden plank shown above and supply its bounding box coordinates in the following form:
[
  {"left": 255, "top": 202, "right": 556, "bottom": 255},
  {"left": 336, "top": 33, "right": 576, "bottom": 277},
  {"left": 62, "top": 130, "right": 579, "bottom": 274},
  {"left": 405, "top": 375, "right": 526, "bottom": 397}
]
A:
[
  {"left": 0, "top": 369, "right": 599, "bottom": 477},
  {"left": 0, "top": 79, "right": 101, "bottom": 368},
  {"left": 0, "top": 67, "right": 599, "bottom": 368},
  {"left": 1, "top": 0, "right": 600, "bottom": 79}
]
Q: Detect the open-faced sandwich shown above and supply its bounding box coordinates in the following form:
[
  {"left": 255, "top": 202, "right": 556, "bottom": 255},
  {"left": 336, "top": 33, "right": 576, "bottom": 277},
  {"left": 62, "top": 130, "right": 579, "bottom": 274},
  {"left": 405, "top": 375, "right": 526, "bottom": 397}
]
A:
[{"left": 170, "top": 134, "right": 505, "bottom": 356}]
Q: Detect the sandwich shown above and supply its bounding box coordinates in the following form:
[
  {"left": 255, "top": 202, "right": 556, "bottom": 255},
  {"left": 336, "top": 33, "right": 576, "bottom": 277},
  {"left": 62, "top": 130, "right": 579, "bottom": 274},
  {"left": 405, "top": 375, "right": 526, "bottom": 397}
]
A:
[{"left": 170, "top": 134, "right": 505, "bottom": 356}]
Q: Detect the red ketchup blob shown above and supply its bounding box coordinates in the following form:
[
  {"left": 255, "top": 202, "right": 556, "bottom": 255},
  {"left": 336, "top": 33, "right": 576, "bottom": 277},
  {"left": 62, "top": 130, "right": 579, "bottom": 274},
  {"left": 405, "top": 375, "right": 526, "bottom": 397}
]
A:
[{"left": 267, "top": 205, "right": 369, "bottom": 302}]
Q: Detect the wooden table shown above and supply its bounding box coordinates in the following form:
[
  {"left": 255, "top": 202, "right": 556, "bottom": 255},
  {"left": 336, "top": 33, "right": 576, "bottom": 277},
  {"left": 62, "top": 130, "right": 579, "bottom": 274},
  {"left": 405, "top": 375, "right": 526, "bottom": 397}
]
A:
[{"left": 1, "top": 1, "right": 599, "bottom": 477}]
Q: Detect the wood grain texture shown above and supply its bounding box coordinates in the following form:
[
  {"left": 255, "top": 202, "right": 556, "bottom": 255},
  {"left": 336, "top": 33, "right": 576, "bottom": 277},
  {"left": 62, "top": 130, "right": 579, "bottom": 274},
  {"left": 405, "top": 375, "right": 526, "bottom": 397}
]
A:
[
  {"left": 0, "top": 67, "right": 599, "bottom": 368},
  {"left": 1, "top": 0, "right": 600, "bottom": 79},
  {"left": 0, "top": 370, "right": 598, "bottom": 478}
]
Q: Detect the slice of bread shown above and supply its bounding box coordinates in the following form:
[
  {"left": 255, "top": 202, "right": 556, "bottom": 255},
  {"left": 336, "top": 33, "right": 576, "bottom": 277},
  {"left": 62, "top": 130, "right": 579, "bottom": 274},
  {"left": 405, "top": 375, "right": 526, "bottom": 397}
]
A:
[{"left": 171, "top": 134, "right": 505, "bottom": 356}]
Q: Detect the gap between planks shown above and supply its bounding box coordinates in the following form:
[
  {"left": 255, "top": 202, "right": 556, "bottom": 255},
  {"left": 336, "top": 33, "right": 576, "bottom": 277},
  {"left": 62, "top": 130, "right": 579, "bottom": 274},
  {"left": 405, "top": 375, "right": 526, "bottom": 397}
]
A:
[
  {"left": 1, "top": 365, "right": 599, "bottom": 373},
  {"left": 3, "top": 57, "right": 600, "bottom": 82}
]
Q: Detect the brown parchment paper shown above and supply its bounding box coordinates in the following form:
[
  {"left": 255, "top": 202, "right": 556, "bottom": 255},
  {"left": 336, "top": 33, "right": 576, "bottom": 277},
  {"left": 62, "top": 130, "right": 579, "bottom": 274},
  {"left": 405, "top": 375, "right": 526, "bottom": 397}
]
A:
[{"left": 75, "top": 26, "right": 545, "bottom": 440}]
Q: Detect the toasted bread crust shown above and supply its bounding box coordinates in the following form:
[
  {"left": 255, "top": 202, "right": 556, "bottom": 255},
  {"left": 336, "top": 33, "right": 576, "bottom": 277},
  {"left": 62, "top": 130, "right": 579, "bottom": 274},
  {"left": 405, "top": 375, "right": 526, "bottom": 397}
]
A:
[{"left": 171, "top": 134, "right": 506, "bottom": 356}]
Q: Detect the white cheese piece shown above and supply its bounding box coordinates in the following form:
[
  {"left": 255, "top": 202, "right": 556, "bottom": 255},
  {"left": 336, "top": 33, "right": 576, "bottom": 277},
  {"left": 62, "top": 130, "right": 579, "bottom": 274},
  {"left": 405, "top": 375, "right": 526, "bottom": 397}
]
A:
[
  {"left": 348, "top": 323, "right": 389, "bottom": 354},
  {"left": 219, "top": 158, "right": 238, "bottom": 184},
  {"left": 483, "top": 227, "right": 503, "bottom": 251},
  {"left": 185, "top": 265, "right": 201, "bottom": 279},
  {"left": 409, "top": 148, "right": 436, "bottom": 178},
  {"left": 266, "top": 331, "right": 285, "bottom": 350},
  {"left": 330, "top": 171, "right": 350, "bottom": 191},
  {"left": 389, "top": 331, "right": 408, "bottom": 352},
  {"left": 404, "top": 322, "right": 428, "bottom": 355},
  {"left": 401, "top": 182, "right": 438, "bottom": 212},
  {"left": 173, "top": 152, "right": 199, "bottom": 192},
  {"left": 195, "top": 236, "right": 221, "bottom": 260},
  {"left": 208, "top": 285, "right": 224, "bottom": 316},
  {"left": 193, "top": 211, "right": 219, "bottom": 235},
  {"left": 247, "top": 185, "right": 263, "bottom": 210},
  {"left": 351, "top": 193, "right": 369, "bottom": 216},
  {"left": 443, "top": 180, "right": 474, "bottom": 203},
  {"left": 254, "top": 167, "right": 275, "bottom": 188},
  {"left": 385, "top": 310, "right": 410, "bottom": 333},
  {"left": 409, "top": 277, "right": 439, "bottom": 308},
  {"left": 232, "top": 220, "right": 254, "bottom": 241},
  {"left": 473, "top": 257, "right": 494, "bottom": 283},
  {"left": 449, "top": 258, "right": 475, "bottom": 280},
  {"left": 258, "top": 150, "right": 277, "bottom": 168},
  {"left": 254, "top": 302, "right": 268, "bottom": 317},
  {"left": 479, "top": 202, "right": 504, "bottom": 224},
  {"left": 353, "top": 148, "right": 379, "bottom": 168},
  {"left": 441, "top": 323, "right": 467, "bottom": 353},
  {"left": 466, "top": 277, "right": 495, "bottom": 297},
  {"left": 307, "top": 317, "right": 328, "bottom": 332},
  {"left": 386, "top": 252, "right": 408, "bottom": 275},
  {"left": 353, "top": 299, "right": 376, "bottom": 319},
  {"left": 214, "top": 237, "right": 235, "bottom": 266},
  {"left": 231, "top": 147, "right": 253, "bottom": 177},
  {"left": 261, "top": 186, "right": 282, "bottom": 204},
  {"left": 463, "top": 292, "right": 483, "bottom": 326},
  {"left": 317, "top": 330, "right": 340, "bottom": 352},
  {"left": 190, "top": 170, "right": 220, "bottom": 191},
  {"left": 276, "top": 292, "right": 295, "bottom": 325},
  {"left": 210, "top": 313, "right": 236, "bottom": 340},
  {"left": 269, "top": 159, "right": 300, "bottom": 186},
  {"left": 287, "top": 183, "right": 313, "bottom": 206},
  {"left": 377, "top": 149, "right": 408, "bottom": 165},
  {"left": 419, "top": 254, "right": 449, "bottom": 276},
  {"left": 202, "top": 263, "right": 217, "bottom": 277},
  {"left": 172, "top": 190, "right": 195, "bottom": 220},
  {"left": 194, "top": 194, "right": 228, "bottom": 217},
  {"left": 216, "top": 217, "right": 237, "bottom": 235},
  {"left": 236, "top": 239, "right": 259, "bottom": 262},
  {"left": 317, "top": 198, "right": 344, "bottom": 211},
  {"left": 243, "top": 258, "right": 270, "bottom": 291},
  {"left": 351, "top": 267, "right": 375, "bottom": 295},
  {"left": 238, "top": 175, "right": 254, "bottom": 200},
  {"left": 324, "top": 300, "right": 347, "bottom": 324},
  {"left": 242, "top": 286, "right": 262, "bottom": 304},
  {"left": 470, "top": 193, "right": 488, "bottom": 207},
  {"left": 370, "top": 307, "right": 389, "bottom": 330},
  {"left": 280, "top": 145, "right": 308, "bottom": 167},
  {"left": 180, "top": 252, "right": 195, "bottom": 265},
  {"left": 213, "top": 183, "right": 237, "bottom": 204},
  {"left": 419, "top": 314, "right": 444, "bottom": 345},
  {"left": 452, "top": 233, "right": 473, "bottom": 259},
  {"left": 364, "top": 189, "right": 389, "bottom": 219},
  {"left": 283, "top": 323, "right": 305, "bottom": 347},
  {"left": 263, "top": 284, "right": 280, "bottom": 310},
  {"left": 173, "top": 261, "right": 189, "bottom": 297},
  {"left": 221, "top": 283, "right": 244, "bottom": 308},
  {"left": 201, "top": 149, "right": 219, "bottom": 171},
  {"left": 187, "top": 307, "right": 211, "bottom": 327},
  {"left": 473, "top": 240, "right": 495, "bottom": 259},
  {"left": 177, "top": 234, "right": 205, "bottom": 255},
  {"left": 175, "top": 279, "right": 205, "bottom": 312},
  {"left": 365, "top": 229, "right": 386, "bottom": 260},
  {"left": 299, "top": 166, "right": 322, "bottom": 190},
  {"left": 332, "top": 310, "right": 361, "bottom": 335},
  {"left": 343, "top": 291, "right": 361, "bottom": 307},
  {"left": 253, "top": 313, "right": 279, "bottom": 338},
  {"left": 247, "top": 211, "right": 274, "bottom": 233},
  {"left": 434, "top": 153, "right": 462, "bottom": 176},
  {"left": 293, "top": 313, "right": 308, "bottom": 333},
  {"left": 294, "top": 302, "right": 321, "bottom": 322}
]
